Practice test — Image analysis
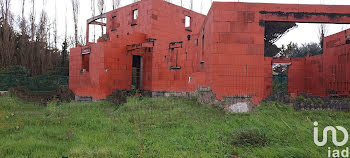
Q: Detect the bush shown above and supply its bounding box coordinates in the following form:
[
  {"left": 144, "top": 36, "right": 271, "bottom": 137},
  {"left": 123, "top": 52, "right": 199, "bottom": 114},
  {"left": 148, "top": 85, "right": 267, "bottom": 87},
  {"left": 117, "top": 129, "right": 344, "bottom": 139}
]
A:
[
  {"left": 107, "top": 90, "right": 131, "bottom": 107},
  {"left": 0, "top": 66, "right": 29, "bottom": 90},
  {"left": 55, "top": 86, "right": 75, "bottom": 102},
  {"left": 296, "top": 96, "right": 306, "bottom": 102},
  {"left": 272, "top": 74, "right": 288, "bottom": 94},
  {"left": 306, "top": 98, "right": 313, "bottom": 104},
  {"left": 0, "top": 66, "right": 68, "bottom": 91},
  {"left": 314, "top": 98, "right": 324, "bottom": 104},
  {"left": 231, "top": 128, "right": 269, "bottom": 147}
]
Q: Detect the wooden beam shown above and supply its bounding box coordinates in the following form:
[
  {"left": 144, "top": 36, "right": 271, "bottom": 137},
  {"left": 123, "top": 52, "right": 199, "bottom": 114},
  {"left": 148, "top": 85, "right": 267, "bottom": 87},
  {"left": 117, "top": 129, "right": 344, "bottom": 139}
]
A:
[
  {"left": 90, "top": 21, "right": 106, "bottom": 26},
  {"left": 87, "top": 13, "right": 107, "bottom": 24}
]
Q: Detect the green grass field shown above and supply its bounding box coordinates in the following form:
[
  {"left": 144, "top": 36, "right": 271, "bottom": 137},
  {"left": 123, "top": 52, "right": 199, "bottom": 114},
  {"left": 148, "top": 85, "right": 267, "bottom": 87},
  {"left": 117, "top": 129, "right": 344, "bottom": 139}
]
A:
[{"left": 0, "top": 95, "right": 349, "bottom": 157}]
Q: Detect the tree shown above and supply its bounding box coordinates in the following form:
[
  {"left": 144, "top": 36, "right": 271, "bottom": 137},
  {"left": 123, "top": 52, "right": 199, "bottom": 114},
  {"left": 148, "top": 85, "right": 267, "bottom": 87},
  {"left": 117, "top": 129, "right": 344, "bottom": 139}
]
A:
[
  {"left": 60, "top": 40, "right": 69, "bottom": 76},
  {"left": 71, "top": 0, "right": 79, "bottom": 46},
  {"left": 0, "top": 0, "right": 16, "bottom": 67},
  {"left": 112, "top": 0, "right": 121, "bottom": 10},
  {"left": 0, "top": 0, "right": 63, "bottom": 76},
  {"left": 53, "top": 0, "right": 57, "bottom": 48},
  {"left": 29, "top": 0, "right": 35, "bottom": 41},
  {"left": 20, "top": 0, "right": 26, "bottom": 35},
  {"left": 37, "top": 1, "right": 48, "bottom": 43},
  {"left": 264, "top": 22, "right": 297, "bottom": 57},
  {"left": 283, "top": 42, "right": 323, "bottom": 58},
  {"left": 91, "top": 0, "right": 95, "bottom": 42},
  {"left": 17, "top": 0, "right": 29, "bottom": 67},
  {"left": 318, "top": 24, "right": 328, "bottom": 49},
  {"left": 189, "top": 0, "right": 193, "bottom": 10},
  {"left": 280, "top": 42, "right": 298, "bottom": 57},
  {"left": 65, "top": 2, "right": 68, "bottom": 41},
  {"left": 298, "top": 43, "right": 322, "bottom": 57},
  {"left": 97, "top": 0, "right": 105, "bottom": 35},
  {"left": 79, "top": 26, "right": 85, "bottom": 45},
  {"left": 0, "top": 0, "right": 11, "bottom": 23}
]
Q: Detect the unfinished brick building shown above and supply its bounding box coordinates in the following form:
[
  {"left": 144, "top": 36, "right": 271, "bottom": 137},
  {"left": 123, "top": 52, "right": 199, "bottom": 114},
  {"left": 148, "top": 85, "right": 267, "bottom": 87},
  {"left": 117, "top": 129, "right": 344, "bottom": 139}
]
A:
[{"left": 70, "top": 0, "right": 350, "bottom": 105}]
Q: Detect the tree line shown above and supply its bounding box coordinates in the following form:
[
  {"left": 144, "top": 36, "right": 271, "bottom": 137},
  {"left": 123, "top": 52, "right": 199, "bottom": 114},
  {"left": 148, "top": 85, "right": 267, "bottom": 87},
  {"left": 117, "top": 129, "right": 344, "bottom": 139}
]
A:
[
  {"left": 0, "top": 0, "right": 122, "bottom": 76},
  {"left": 264, "top": 22, "right": 329, "bottom": 58},
  {"left": 0, "top": 0, "right": 68, "bottom": 76}
]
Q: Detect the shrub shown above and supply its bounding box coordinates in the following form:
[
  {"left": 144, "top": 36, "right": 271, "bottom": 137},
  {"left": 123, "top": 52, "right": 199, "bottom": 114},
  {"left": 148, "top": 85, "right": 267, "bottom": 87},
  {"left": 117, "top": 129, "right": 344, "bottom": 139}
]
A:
[
  {"left": 306, "top": 98, "right": 313, "bottom": 104},
  {"left": 107, "top": 90, "right": 131, "bottom": 107},
  {"left": 231, "top": 128, "right": 269, "bottom": 147},
  {"left": 296, "top": 96, "right": 306, "bottom": 102},
  {"left": 272, "top": 74, "right": 288, "bottom": 94},
  {"left": 0, "top": 66, "right": 29, "bottom": 91},
  {"left": 55, "top": 86, "right": 75, "bottom": 102},
  {"left": 314, "top": 98, "right": 324, "bottom": 105},
  {"left": 344, "top": 98, "right": 350, "bottom": 102},
  {"left": 0, "top": 66, "right": 68, "bottom": 91}
]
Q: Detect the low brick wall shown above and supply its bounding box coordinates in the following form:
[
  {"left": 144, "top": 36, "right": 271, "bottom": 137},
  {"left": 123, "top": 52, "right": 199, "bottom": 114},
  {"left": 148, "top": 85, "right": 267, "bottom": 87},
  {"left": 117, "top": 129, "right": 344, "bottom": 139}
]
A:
[{"left": 152, "top": 87, "right": 255, "bottom": 113}]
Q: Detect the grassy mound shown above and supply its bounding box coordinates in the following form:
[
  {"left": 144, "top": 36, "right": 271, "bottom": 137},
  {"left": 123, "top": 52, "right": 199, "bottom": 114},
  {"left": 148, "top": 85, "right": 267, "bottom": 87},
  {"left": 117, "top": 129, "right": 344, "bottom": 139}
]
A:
[{"left": 0, "top": 95, "right": 348, "bottom": 157}]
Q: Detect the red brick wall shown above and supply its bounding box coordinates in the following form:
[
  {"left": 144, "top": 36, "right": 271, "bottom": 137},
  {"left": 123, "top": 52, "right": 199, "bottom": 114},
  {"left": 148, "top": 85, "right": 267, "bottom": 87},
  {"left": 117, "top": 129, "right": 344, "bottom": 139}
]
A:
[
  {"left": 323, "top": 29, "right": 350, "bottom": 96},
  {"left": 284, "top": 29, "right": 350, "bottom": 97},
  {"left": 70, "top": 0, "right": 206, "bottom": 99},
  {"left": 149, "top": 1, "right": 206, "bottom": 92},
  {"left": 206, "top": 2, "right": 350, "bottom": 103}
]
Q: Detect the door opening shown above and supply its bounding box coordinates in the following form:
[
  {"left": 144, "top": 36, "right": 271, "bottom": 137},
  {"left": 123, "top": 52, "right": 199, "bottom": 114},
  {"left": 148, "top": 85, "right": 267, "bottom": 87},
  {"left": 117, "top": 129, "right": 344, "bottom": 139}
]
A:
[
  {"left": 132, "top": 55, "right": 142, "bottom": 89},
  {"left": 272, "top": 63, "right": 290, "bottom": 95}
]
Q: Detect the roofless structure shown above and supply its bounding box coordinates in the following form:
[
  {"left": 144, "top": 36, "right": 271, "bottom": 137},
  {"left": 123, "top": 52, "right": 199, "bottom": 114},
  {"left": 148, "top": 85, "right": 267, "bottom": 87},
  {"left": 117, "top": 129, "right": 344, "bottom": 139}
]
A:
[{"left": 70, "top": 0, "right": 350, "bottom": 105}]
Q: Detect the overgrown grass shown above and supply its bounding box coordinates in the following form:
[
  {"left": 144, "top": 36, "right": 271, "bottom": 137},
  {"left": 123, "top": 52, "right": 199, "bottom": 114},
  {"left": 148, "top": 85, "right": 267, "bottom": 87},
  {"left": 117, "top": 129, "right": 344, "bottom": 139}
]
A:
[{"left": 0, "top": 95, "right": 349, "bottom": 157}]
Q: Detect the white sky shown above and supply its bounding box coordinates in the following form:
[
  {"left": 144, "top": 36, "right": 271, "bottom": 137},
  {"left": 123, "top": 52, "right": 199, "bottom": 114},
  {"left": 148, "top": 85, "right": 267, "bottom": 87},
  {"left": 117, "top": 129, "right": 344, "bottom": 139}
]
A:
[{"left": 8, "top": 0, "right": 350, "bottom": 48}]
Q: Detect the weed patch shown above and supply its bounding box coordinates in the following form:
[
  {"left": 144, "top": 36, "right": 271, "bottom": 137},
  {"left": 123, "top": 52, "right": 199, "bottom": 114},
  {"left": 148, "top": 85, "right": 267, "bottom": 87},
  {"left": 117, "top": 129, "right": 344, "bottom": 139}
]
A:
[{"left": 231, "top": 128, "right": 269, "bottom": 147}]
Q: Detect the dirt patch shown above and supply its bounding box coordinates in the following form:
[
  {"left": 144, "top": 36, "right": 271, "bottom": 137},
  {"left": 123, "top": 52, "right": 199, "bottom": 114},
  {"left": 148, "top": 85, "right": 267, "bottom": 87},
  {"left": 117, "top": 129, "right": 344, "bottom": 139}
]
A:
[
  {"left": 55, "top": 86, "right": 75, "bottom": 102},
  {"left": 9, "top": 87, "right": 54, "bottom": 105},
  {"left": 107, "top": 89, "right": 153, "bottom": 107},
  {"left": 196, "top": 87, "right": 219, "bottom": 106},
  {"left": 107, "top": 90, "right": 131, "bottom": 107},
  {"left": 231, "top": 128, "right": 269, "bottom": 147},
  {"left": 8, "top": 86, "right": 74, "bottom": 105}
]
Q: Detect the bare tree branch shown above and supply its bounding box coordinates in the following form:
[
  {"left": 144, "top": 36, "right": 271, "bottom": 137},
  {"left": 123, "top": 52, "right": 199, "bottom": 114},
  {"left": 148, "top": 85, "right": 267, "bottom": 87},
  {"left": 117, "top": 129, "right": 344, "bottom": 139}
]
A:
[
  {"left": 29, "top": 0, "right": 35, "bottom": 41},
  {"left": 190, "top": 0, "right": 193, "bottom": 10},
  {"left": 112, "top": 0, "right": 121, "bottom": 10},
  {"left": 65, "top": 2, "right": 67, "bottom": 41},
  {"left": 98, "top": 0, "right": 105, "bottom": 36},
  {"left": 318, "top": 24, "right": 328, "bottom": 49},
  {"left": 37, "top": 1, "right": 48, "bottom": 43},
  {"left": 91, "top": 0, "right": 95, "bottom": 42},
  {"left": 53, "top": 0, "right": 57, "bottom": 48},
  {"left": 71, "top": 0, "right": 80, "bottom": 46},
  {"left": 20, "top": 0, "right": 26, "bottom": 35}
]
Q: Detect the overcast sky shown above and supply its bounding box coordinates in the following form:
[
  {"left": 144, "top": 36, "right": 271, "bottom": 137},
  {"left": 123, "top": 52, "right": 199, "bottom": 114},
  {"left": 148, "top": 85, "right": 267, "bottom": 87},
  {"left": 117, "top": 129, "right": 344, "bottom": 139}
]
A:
[{"left": 9, "top": 0, "right": 350, "bottom": 48}]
